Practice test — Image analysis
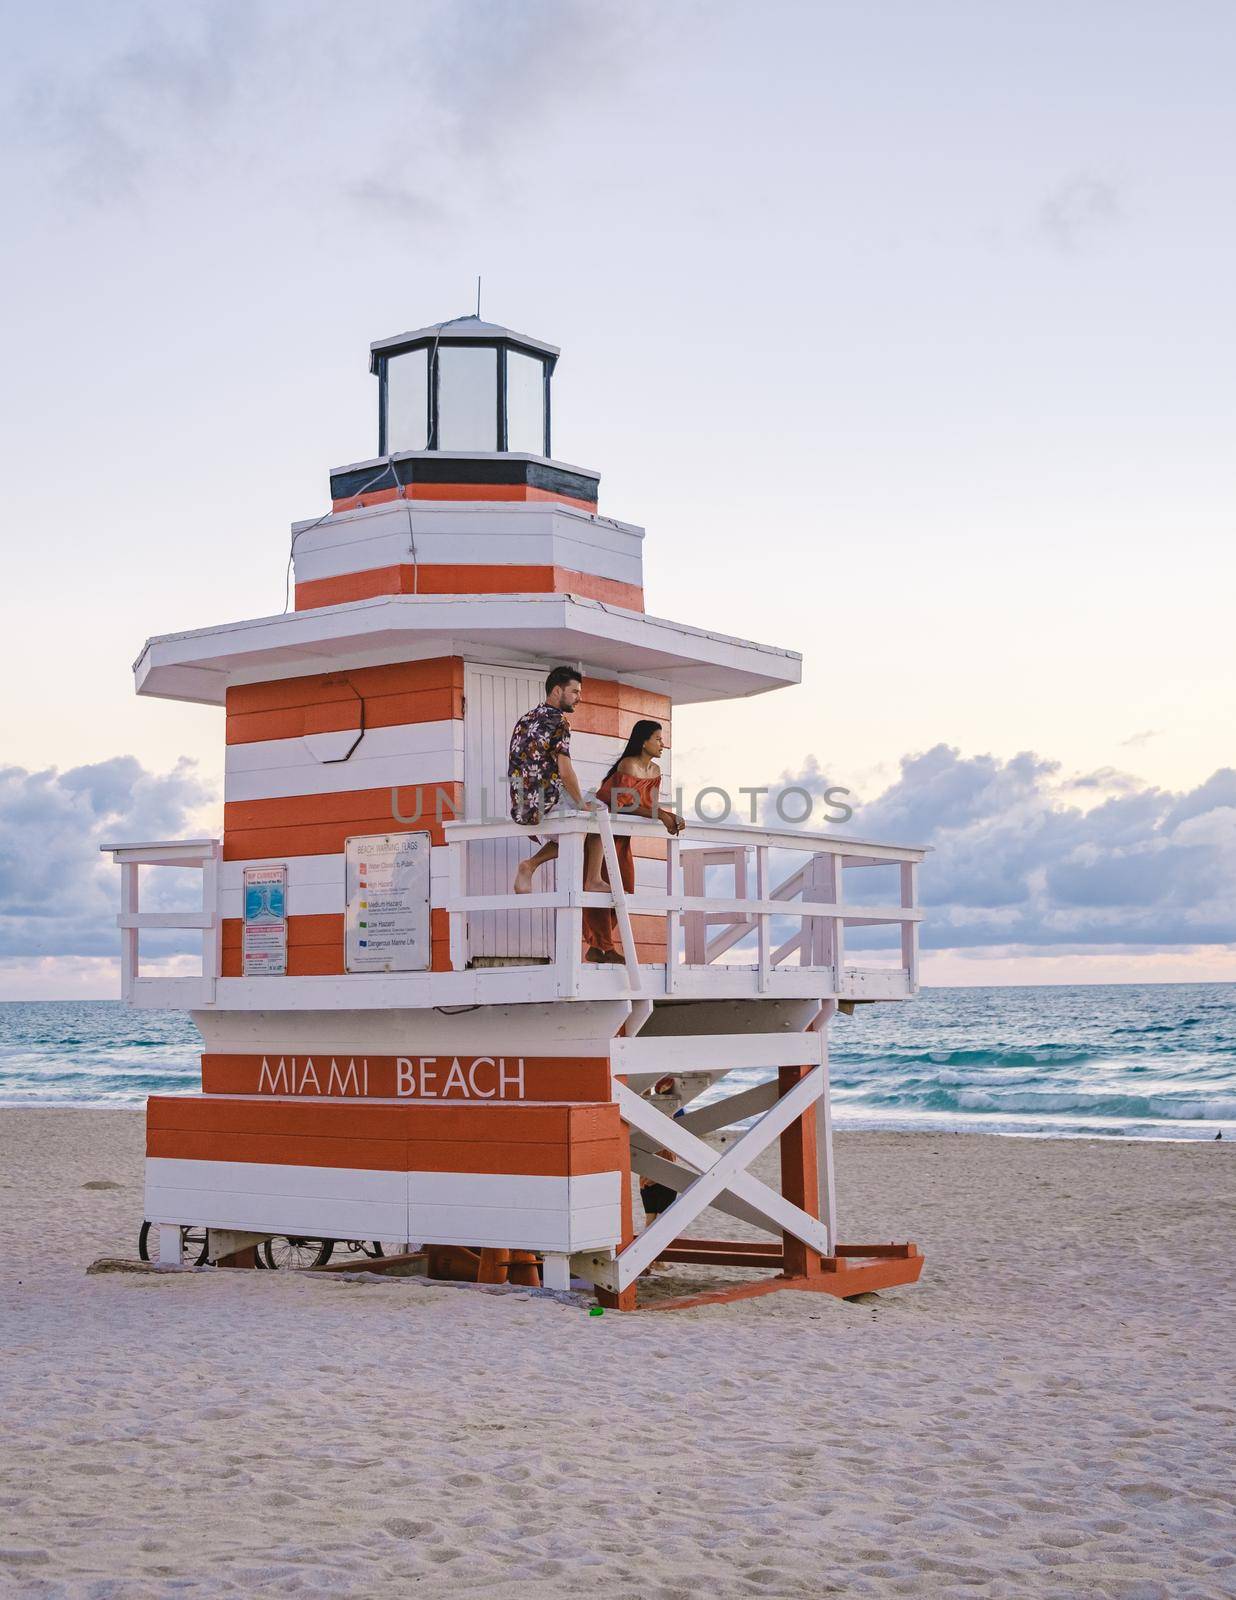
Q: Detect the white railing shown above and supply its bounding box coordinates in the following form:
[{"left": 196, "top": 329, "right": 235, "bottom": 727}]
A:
[
  {"left": 443, "top": 813, "right": 925, "bottom": 1001},
  {"left": 100, "top": 839, "right": 221, "bottom": 1005}
]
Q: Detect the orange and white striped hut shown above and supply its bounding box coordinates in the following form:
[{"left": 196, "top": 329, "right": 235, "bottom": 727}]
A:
[{"left": 106, "top": 313, "right": 926, "bottom": 1309}]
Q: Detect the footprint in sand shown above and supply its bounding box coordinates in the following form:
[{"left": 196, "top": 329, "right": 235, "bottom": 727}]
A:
[{"left": 1116, "top": 1481, "right": 1176, "bottom": 1504}]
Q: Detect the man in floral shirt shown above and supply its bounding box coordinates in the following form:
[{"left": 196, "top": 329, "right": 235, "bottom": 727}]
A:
[{"left": 510, "top": 665, "right": 590, "bottom": 893}]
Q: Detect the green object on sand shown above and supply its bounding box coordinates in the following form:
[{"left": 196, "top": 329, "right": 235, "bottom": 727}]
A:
[{"left": 588, "top": 1306, "right": 604, "bottom": 1317}]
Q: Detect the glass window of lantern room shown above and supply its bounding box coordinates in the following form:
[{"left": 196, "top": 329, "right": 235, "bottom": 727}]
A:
[
  {"left": 436, "top": 345, "right": 498, "bottom": 451},
  {"left": 385, "top": 348, "right": 428, "bottom": 452},
  {"left": 505, "top": 349, "right": 546, "bottom": 455}
]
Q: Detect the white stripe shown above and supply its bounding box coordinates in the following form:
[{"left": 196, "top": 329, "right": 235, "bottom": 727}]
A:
[
  {"left": 292, "top": 502, "right": 644, "bottom": 585},
  {"left": 295, "top": 498, "right": 645, "bottom": 548},
  {"left": 149, "top": 1156, "right": 405, "bottom": 1202},
  {"left": 223, "top": 726, "right": 666, "bottom": 810},
  {"left": 219, "top": 848, "right": 448, "bottom": 920},
  {"left": 296, "top": 531, "right": 644, "bottom": 591},
  {"left": 224, "top": 721, "right": 464, "bottom": 802},
  {"left": 145, "top": 1183, "right": 407, "bottom": 1240},
  {"left": 145, "top": 1158, "right": 622, "bottom": 1251},
  {"left": 192, "top": 1003, "right": 631, "bottom": 1053}
]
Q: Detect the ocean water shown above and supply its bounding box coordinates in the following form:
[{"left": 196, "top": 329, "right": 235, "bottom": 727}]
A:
[{"left": 0, "top": 985, "right": 1234, "bottom": 1141}]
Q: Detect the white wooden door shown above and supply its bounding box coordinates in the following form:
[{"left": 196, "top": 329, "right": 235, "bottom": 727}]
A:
[{"left": 463, "top": 663, "right": 553, "bottom": 960}]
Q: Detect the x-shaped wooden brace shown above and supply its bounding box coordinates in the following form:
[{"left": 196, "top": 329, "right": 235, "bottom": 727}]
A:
[{"left": 613, "top": 1069, "right": 831, "bottom": 1291}]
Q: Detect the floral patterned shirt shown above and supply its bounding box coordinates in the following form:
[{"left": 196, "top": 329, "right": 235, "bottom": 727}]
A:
[{"left": 508, "top": 702, "right": 571, "bottom": 825}]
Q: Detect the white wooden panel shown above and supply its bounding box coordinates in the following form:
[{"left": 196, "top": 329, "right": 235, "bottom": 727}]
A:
[
  {"left": 464, "top": 663, "right": 552, "bottom": 959},
  {"left": 611, "top": 1032, "right": 821, "bottom": 1075},
  {"left": 541, "top": 1254, "right": 571, "bottom": 1290},
  {"left": 225, "top": 720, "right": 461, "bottom": 776},
  {"left": 292, "top": 503, "right": 645, "bottom": 587},
  {"left": 219, "top": 848, "right": 449, "bottom": 921},
  {"left": 192, "top": 998, "right": 631, "bottom": 1054},
  {"left": 146, "top": 1157, "right": 405, "bottom": 1203},
  {"left": 567, "top": 1171, "right": 622, "bottom": 1210},
  {"left": 293, "top": 498, "right": 645, "bottom": 547},
  {"left": 146, "top": 1161, "right": 620, "bottom": 1249},
  {"left": 406, "top": 1171, "right": 568, "bottom": 1208},
  {"left": 144, "top": 1183, "right": 406, "bottom": 1239},
  {"left": 224, "top": 728, "right": 463, "bottom": 803},
  {"left": 566, "top": 1204, "right": 626, "bottom": 1251},
  {"left": 635, "top": 857, "right": 667, "bottom": 890},
  {"left": 410, "top": 1204, "right": 583, "bottom": 1252},
  {"left": 220, "top": 854, "right": 345, "bottom": 891},
  {"left": 295, "top": 527, "right": 645, "bottom": 590}
]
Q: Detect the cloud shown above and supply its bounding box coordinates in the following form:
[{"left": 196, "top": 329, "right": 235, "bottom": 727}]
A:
[
  {"left": 776, "top": 743, "right": 1236, "bottom": 953},
  {"left": 9, "top": 1, "right": 667, "bottom": 215},
  {"left": 0, "top": 757, "right": 214, "bottom": 960},
  {"left": 1120, "top": 729, "right": 1161, "bottom": 748},
  {"left": 6, "top": 742, "right": 1234, "bottom": 974},
  {"left": 1038, "top": 173, "right": 1121, "bottom": 252},
  {"left": 14, "top": 2, "right": 253, "bottom": 204},
  {"left": 343, "top": 178, "right": 451, "bottom": 231}
]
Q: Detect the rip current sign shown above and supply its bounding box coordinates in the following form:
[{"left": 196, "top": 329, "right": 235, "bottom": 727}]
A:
[
  {"left": 345, "top": 832, "right": 431, "bottom": 972},
  {"left": 242, "top": 865, "right": 288, "bottom": 977}
]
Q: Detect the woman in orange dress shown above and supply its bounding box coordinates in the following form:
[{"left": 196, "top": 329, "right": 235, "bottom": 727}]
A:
[{"left": 583, "top": 719, "right": 685, "bottom": 963}]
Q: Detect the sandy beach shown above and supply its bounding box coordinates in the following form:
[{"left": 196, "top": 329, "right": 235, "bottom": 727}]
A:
[{"left": 2, "top": 1108, "right": 1234, "bottom": 1599}]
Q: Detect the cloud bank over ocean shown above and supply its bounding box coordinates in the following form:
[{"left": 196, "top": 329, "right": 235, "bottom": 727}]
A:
[
  {"left": 847, "top": 745, "right": 1236, "bottom": 952},
  {"left": 1, "top": 743, "right": 1233, "bottom": 997},
  {"left": 0, "top": 758, "right": 212, "bottom": 995}
]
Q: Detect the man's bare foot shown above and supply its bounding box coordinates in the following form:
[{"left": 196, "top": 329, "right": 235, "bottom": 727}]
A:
[
  {"left": 513, "top": 860, "right": 535, "bottom": 894},
  {"left": 582, "top": 878, "right": 609, "bottom": 894}
]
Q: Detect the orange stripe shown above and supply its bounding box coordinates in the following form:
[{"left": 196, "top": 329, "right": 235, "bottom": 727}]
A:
[
  {"left": 227, "top": 688, "right": 463, "bottom": 746},
  {"left": 150, "top": 1095, "right": 576, "bottom": 1138},
  {"left": 225, "top": 660, "right": 463, "bottom": 749},
  {"left": 200, "top": 1054, "right": 612, "bottom": 1101},
  {"left": 151, "top": 1131, "right": 621, "bottom": 1179},
  {"left": 148, "top": 1096, "right": 618, "bottom": 1142},
  {"left": 331, "top": 484, "right": 597, "bottom": 514},
  {"left": 616, "top": 684, "right": 672, "bottom": 718},
  {"left": 146, "top": 1096, "right": 624, "bottom": 1176},
  {"left": 224, "top": 663, "right": 664, "bottom": 745},
  {"left": 219, "top": 910, "right": 450, "bottom": 977},
  {"left": 148, "top": 1129, "right": 407, "bottom": 1171},
  {"left": 227, "top": 659, "right": 462, "bottom": 716},
  {"left": 572, "top": 677, "right": 670, "bottom": 740},
  {"left": 226, "top": 787, "right": 458, "bottom": 832},
  {"left": 294, "top": 564, "right": 644, "bottom": 612},
  {"left": 222, "top": 783, "right": 462, "bottom": 860}
]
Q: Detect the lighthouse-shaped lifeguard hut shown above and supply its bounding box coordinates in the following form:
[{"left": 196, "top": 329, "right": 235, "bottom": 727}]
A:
[{"left": 106, "top": 313, "right": 927, "bottom": 1309}]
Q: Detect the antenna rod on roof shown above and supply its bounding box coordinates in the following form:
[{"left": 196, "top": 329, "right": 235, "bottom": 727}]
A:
[{"left": 476, "top": 275, "right": 481, "bottom": 318}]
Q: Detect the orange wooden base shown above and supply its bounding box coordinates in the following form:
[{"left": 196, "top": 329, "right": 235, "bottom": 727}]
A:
[
  {"left": 627, "top": 1242, "right": 923, "bottom": 1312},
  {"left": 423, "top": 1244, "right": 542, "bottom": 1287},
  {"left": 311, "top": 1251, "right": 426, "bottom": 1274}
]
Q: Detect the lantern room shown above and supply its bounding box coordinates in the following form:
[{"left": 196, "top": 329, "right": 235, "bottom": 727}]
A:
[{"left": 370, "top": 315, "right": 557, "bottom": 458}]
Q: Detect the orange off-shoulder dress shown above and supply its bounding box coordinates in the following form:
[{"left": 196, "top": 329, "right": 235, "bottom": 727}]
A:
[{"left": 583, "top": 770, "right": 660, "bottom": 957}]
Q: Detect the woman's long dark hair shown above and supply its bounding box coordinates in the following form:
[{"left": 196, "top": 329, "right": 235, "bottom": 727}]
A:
[{"left": 602, "top": 719, "right": 663, "bottom": 782}]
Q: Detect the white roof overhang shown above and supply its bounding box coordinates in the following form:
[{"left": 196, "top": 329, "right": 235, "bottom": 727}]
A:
[{"left": 133, "top": 594, "right": 802, "bottom": 707}]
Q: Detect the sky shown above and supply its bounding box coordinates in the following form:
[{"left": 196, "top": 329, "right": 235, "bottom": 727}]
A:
[{"left": 1, "top": 0, "right": 1234, "bottom": 996}]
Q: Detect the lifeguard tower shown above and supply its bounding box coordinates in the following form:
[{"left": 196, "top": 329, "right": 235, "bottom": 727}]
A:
[{"left": 105, "top": 314, "right": 926, "bottom": 1309}]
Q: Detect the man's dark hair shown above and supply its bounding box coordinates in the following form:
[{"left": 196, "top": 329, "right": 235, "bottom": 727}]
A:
[{"left": 545, "top": 665, "right": 582, "bottom": 697}]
